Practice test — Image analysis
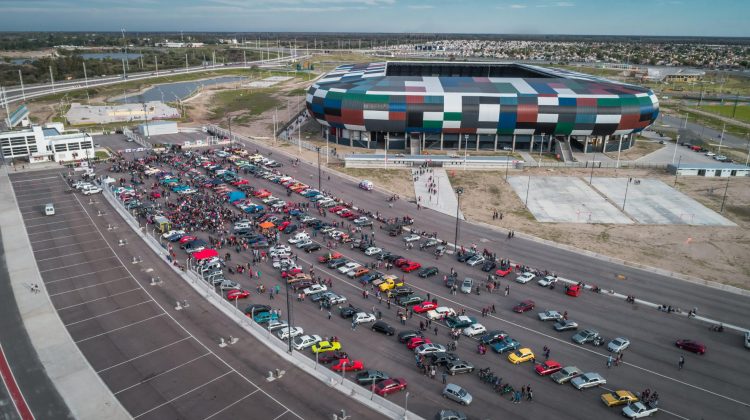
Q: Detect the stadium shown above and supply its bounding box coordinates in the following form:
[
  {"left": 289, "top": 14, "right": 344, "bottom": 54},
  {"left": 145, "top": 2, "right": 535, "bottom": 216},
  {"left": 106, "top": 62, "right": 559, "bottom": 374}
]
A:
[{"left": 305, "top": 61, "right": 659, "bottom": 153}]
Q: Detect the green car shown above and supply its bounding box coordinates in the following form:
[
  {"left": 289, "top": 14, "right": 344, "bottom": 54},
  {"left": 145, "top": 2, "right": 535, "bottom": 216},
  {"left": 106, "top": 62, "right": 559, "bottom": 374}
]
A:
[
  {"left": 355, "top": 370, "right": 389, "bottom": 385},
  {"left": 253, "top": 311, "right": 279, "bottom": 324},
  {"left": 418, "top": 266, "right": 439, "bottom": 278},
  {"left": 445, "top": 315, "right": 477, "bottom": 329},
  {"left": 397, "top": 294, "right": 424, "bottom": 307}
]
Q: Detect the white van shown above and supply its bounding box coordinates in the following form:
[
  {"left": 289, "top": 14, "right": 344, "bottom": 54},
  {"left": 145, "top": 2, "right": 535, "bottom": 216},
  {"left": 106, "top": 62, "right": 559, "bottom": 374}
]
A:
[
  {"left": 358, "top": 180, "right": 374, "bottom": 191},
  {"left": 44, "top": 203, "right": 55, "bottom": 216}
]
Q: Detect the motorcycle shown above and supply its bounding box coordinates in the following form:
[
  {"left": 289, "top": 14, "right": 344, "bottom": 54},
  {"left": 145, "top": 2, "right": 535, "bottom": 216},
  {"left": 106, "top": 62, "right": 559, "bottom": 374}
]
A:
[
  {"left": 592, "top": 336, "right": 605, "bottom": 347},
  {"left": 497, "top": 384, "right": 514, "bottom": 395}
]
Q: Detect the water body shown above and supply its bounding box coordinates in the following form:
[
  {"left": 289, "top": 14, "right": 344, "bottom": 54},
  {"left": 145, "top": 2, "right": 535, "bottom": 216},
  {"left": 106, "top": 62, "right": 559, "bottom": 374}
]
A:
[
  {"left": 81, "top": 52, "right": 143, "bottom": 60},
  {"left": 115, "top": 76, "right": 247, "bottom": 103}
]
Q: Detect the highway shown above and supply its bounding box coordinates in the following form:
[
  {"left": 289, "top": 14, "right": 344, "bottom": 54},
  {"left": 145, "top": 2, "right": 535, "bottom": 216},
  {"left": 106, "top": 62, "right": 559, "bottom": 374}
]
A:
[{"left": 102, "top": 141, "right": 750, "bottom": 419}]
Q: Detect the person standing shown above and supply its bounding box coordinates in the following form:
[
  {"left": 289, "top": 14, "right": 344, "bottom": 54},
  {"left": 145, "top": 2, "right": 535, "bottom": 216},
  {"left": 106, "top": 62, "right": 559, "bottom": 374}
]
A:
[{"left": 678, "top": 355, "right": 685, "bottom": 370}]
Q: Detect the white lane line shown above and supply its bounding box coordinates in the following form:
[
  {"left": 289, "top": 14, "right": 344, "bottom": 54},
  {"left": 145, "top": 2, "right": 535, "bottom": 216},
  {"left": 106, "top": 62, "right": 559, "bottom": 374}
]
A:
[
  {"left": 30, "top": 231, "right": 100, "bottom": 244},
  {"left": 10, "top": 176, "right": 59, "bottom": 183},
  {"left": 56, "top": 288, "right": 143, "bottom": 311},
  {"left": 21, "top": 203, "right": 79, "bottom": 214},
  {"left": 49, "top": 276, "right": 131, "bottom": 297},
  {"left": 202, "top": 391, "right": 258, "bottom": 420},
  {"left": 33, "top": 238, "right": 105, "bottom": 253},
  {"left": 113, "top": 352, "right": 213, "bottom": 395},
  {"left": 132, "top": 371, "right": 233, "bottom": 418},
  {"left": 70, "top": 186, "right": 304, "bottom": 420},
  {"left": 64, "top": 300, "right": 155, "bottom": 327},
  {"left": 39, "top": 256, "right": 118, "bottom": 273},
  {"left": 97, "top": 337, "right": 192, "bottom": 374},
  {"left": 17, "top": 198, "right": 77, "bottom": 209},
  {"left": 74, "top": 313, "right": 167, "bottom": 344},
  {"left": 25, "top": 217, "right": 91, "bottom": 228},
  {"left": 37, "top": 248, "right": 110, "bottom": 262},
  {"left": 297, "top": 249, "right": 750, "bottom": 410},
  {"left": 270, "top": 409, "right": 291, "bottom": 420},
  {"left": 25, "top": 210, "right": 86, "bottom": 221},
  {"left": 26, "top": 222, "right": 93, "bottom": 235},
  {"left": 45, "top": 266, "right": 125, "bottom": 284}
]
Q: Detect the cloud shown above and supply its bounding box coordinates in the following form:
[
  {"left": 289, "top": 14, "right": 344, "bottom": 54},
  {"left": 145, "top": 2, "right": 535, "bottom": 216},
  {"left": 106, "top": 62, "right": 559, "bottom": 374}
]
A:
[
  {"left": 536, "top": 1, "right": 575, "bottom": 6},
  {"left": 408, "top": 5, "right": 434, "bottom": 9}
]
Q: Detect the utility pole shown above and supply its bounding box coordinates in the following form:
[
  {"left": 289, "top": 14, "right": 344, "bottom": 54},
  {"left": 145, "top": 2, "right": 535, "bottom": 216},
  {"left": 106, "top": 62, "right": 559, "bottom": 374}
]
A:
[
  {"left": 718, "top": 122, "right": 726, "bottom": 154},
  {"left": 49, "top": 66, "right": 55, "bottom": 93},
  {"left": 671, "top": 134, "right": 680, "bottom": 164},
  {"left": 720, "top": 176, "right": 730, "bottom": 213},
  {"left": 121, "top": 28, "right": 129, "bottom": 72},
  {"left": 454, "top": 188, "right": 463, "bottom": 250},
  {"left": 316, "top": 146, "right": 322, "bottom": 190},
  {"left": 185, "top": 53, "right": 188, "bottom": 72},
  {"left": 155, "top": 55, "right": 159, "bottom": 76},
  {"left": 18, "top": 70, "right": 25, "bottom": 101}
]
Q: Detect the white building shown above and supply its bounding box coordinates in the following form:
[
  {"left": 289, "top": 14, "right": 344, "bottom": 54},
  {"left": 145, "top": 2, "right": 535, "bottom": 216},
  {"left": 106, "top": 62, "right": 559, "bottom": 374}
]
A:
[
  {"left": 138, "top": 120, "right": 178, "bottom": 137},
  {"left": 0, "top": 124, "right": 94, "bottom": 164}
]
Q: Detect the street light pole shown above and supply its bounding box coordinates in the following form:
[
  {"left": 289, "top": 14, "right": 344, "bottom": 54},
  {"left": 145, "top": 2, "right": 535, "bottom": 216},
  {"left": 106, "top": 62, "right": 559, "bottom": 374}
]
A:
[
  {"left": 316, "top": 146, "right": 322, "bottom": 190},
  {"left": 453, "top": 188, "right": 463, "bottom": 252},
  {"left": 285, "top": 279, "right": 293, "bottom": 353},
  {"left": 720, "top": 176, "right": 730, "bottom": 214},
  {"left": 674, "top": 155, "right": 682, "bottom": 187},
  {"left": 589, "top": 149, "right": 596, "bottom": 185},
  {"left": 672, "top": 135, "right": 680, "bottom": 164},
  {"left": 505, "top": 148, "right": 511, "bottom": 182},
  {"left": 404, "top": 391, "right": 410, "bottom": 418},
  {"left": 228, "top": 116, "right": 233, "bottom": 149},
  {"left": 622, "top": 178, "right": 630, "bottom": 211},
  {"left": 463, "top": 134, "right": 468, "bottom": 170},
  {"left": 524, "top": 175, "right": 531, "bottom": 208}
]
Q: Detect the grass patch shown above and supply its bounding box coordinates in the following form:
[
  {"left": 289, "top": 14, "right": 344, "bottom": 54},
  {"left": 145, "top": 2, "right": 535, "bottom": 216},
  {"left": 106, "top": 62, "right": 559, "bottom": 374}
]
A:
[
  {"left": 285, "top": 88, "right": 308, "bottom": 96},
  {"left": 94, "top": 150, "right": 109, "bottom": 160},
  {"left": 695, "top": 104, "right": 750, "bottom": 124},
  {"left": 210, "top": 89, "right": 281, "bottom": 120}
]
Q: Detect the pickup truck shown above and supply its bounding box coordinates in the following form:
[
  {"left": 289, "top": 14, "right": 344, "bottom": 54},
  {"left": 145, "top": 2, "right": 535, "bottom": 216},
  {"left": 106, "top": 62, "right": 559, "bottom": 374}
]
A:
[
  {"left": 372, "top": 275, "right": 404, "bottom": 292},
  {"left": 622, "top": 401, "right": 659, "bottom": 418}
]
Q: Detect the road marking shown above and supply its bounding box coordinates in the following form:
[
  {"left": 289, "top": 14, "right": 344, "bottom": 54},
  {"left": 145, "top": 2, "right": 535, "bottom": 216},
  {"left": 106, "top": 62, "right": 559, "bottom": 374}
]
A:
[
  {"left": 132, "top": 371, "right": 233, "bottom": 418},
  {"left": 49, "top": 276, "right": 131, "bottom": 297},
  {"left": 24, "top": 210, "right": 86, "bottom": 221},
  {"left": 39, "top": 256, "right": 118, "bottom": 273},
  {"left": 36, "top": 248, "right": 110, "bottom": 262},
  {"left": 17, "top": 198, "right": 77, "bottom": 209},
  {"left": 24, "top": 217, "right": 91, "bottom": 228},
  {"left": 56, "top": 288, "right": 143, "bottom": 311},
  {"left": 202, "top": 391, "right": 258, "bottom": 420},
  {"left": 26, "top": 222, "right": 93, "bottom": 235},
  {"left": 74, "top": 313, "right": 167, "bottom": 344},
  {"left": 269, "top": 409, "right": 290, "bottom": 420},
  {"left": 0, "top": 342, "right": 34, "bottom": 420},
  {"left": 29, "top": 231, "right": 100, "bottom": 244},
  {"left": 20, "top": 203, "right": 79, "bottom": 214},
  {"left": 64, "top": 300, "right": 155, "bottom": 327},
  {"left": 45, "top": 266, "right": 125, "bottom": 284},
  {"left": 113, "top": 352, "right": 212, "bottom": 395},
  {"left": 10, "top": 176, "right": 59, "bottom": 183},
  {"left": 97, "top": 337, "right": 192, "bottom": 373},
  {"left": 32, "top": 238, "right": 105, "bottom": 253}
]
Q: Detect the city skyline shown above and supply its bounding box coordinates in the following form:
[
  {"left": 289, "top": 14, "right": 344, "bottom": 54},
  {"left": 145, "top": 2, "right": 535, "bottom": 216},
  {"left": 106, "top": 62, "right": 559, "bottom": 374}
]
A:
[{"left": 0, "top": 0, "right": 748, "bottom": 37}]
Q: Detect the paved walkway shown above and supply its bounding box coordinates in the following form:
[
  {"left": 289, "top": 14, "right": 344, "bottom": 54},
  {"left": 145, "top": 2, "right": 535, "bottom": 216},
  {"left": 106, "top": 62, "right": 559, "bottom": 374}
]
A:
[{"left": 412, "top": 168, "right": 464, "bottom": 220}]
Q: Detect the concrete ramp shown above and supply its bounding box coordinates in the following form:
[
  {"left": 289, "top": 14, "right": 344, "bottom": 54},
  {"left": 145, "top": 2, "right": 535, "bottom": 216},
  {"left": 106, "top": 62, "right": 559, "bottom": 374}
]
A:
[{"left": 413, "top": 168, "right": 464, "bottom": 219}]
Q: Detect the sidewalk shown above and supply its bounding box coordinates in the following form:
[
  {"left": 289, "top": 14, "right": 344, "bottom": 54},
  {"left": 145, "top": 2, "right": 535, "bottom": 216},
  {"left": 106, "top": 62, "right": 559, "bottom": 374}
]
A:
[{"left": 412, "top": 168, "right": 464, "bottom": 220}]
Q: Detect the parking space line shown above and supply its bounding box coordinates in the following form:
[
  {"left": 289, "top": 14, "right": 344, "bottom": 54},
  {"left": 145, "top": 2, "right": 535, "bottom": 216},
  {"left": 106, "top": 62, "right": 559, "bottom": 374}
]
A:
[
  {"left": 49, "top": 276, "right": 131, "bottom": 297},
  {"left": 24, "top": 210, "right": 86, "bottom": 222},
  {"left": 17, "top": 199, "right": 77, "bottom": 209},
  {"left": 21, "top": 203, "right": 80, "bottom": 214},
  {"left": 56, "top": 288, "right": 143, "bottom": 311},
  {"left": 33, "top": 238, "right": 105, "bottom": 253},
  {"left": 25, "top": 217, "right": 91, "bottom": 228},
  {"left": 37, "top": 248, "right": 109, "bottom": 262},
  {"left": 39, "top": 256, "right": 118, "bottom": 273},
  {"left": 132, "top": 371, "right": 233, "bottom": 419},
  {"left": 203, "top": 391, "right": 259, "bottom": 420},
  {"left": 30, "top": 231, "right": 100, "bottom": 244},
  {"left": 11, "top": 176, "right": 59, "bottom": 183},
  {"left": 74, "top": 313, "right": 167, "bottom": 344},
  {"left": 113, "top": 352, "right": 212, "bottom": 395},
  {"left": 26, "top": 222, "right": 93, "bottom": 236},
  {"left": 45, "top": 266, "right": 124, "bottom": 284},
  {"left": 270, "top": 409, "right": 291, "bottom": 420},
  {"left": 96, "top": 337, "right": 192, "bottom": 374},
  {"left": 64, "top": 301, "right": 155, "bottom": 327}
]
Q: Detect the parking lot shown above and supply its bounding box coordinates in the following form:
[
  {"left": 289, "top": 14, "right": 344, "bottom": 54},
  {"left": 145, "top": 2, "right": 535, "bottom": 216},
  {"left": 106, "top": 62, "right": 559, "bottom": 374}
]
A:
[{"left": 95, "top": 148, "right": 750, "bottom": 420}]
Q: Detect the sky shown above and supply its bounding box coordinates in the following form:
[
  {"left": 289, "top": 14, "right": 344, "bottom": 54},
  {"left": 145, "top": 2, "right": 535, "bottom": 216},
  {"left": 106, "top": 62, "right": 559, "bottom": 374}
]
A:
[{"left": 0, "top": 0, "right": 748, "bottom": 37}]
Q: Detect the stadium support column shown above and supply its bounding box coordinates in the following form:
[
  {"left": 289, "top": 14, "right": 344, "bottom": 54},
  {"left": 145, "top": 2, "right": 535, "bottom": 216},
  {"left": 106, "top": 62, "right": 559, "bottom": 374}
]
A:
[
  {"left": 511, "top": 135, "right": 516, "bottom": 152},
  {"left": 494, "top": 134, "right": 498, "bottom": 151},
  {"left": 440, "top": 133, "right": 444, "bottom": 150},
  {"left": 602, "top": 135, "right": 609, "bottom": 153},
  {"left": 584, "top": 136, "right": 589, "bottom": 154}
]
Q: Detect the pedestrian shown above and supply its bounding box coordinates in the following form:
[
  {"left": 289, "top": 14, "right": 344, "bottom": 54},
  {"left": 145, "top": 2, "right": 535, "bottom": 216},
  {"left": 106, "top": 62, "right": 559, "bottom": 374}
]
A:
[
  {"left": 607, "top": 355, "right": 613, "bottom": 368},
  {"left": 678, "top": 355, "right": 685, "bottom": 370},
  {"left": 270, "top": 291, "right": 274, "bottom": 300},
  {"left": 352, "top": 320, "right": 357, "bottom": 331},
  {"left": 527, "top": 389, "right": 533, "bottom": 401},
  {"left": 328, "top": 311, "right": 332, "bottom": 320},
  {"left": 521, "top": 385, "right": 526, "bottom": 397},
  {"left": 442, "top": 371, "right": 447, "bottom": 384},
  {"left": 434, "top": 326, "right": 439, "bottom": 336}
]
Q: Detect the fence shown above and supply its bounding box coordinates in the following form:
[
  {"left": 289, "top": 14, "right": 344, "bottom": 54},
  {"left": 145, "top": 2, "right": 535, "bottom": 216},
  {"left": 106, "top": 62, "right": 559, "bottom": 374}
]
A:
[
  {"left": 100, "top": 185, "right": 421, "bottom": 420},
  {"left": 206, "top": 123, "right": 333, "bottom": 159},
  {"left": 122, "top": 127, "right": 151, "bottom": 149}
]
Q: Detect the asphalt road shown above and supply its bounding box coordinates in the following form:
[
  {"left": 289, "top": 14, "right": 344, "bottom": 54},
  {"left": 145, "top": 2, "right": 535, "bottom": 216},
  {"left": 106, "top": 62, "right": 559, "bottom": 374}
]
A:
[
  {"left": 112, "top": 149, "right": 750, "bottom": 420},
  {"left": 8, "top": 169, "right": 381, "bottom": 420},
  {"left": 659, "top": 114, "right": 749, "bottom": 150}
]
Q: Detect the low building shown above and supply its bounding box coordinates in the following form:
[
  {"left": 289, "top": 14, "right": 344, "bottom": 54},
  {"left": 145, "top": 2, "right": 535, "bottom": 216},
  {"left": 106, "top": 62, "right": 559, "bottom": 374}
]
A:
[
  {"left": 138, "top": 120, "right": 178, "bottom": 137},
  {"left": 668, "top": 162, "right": 749, "bottom": 177},
  {"left": 0, "top": 124, "right": 93, "bottom": 164}
]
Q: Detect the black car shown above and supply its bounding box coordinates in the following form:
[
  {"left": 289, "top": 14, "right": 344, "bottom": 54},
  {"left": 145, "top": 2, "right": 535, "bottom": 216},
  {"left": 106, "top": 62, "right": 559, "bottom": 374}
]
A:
[
  {"left": 481, "top": 260, "right": 497, "bottom": 272},
  {"left": 328, "top": 258, "right": 349, "bottom": 269},
  {"left": 339, "top": 305, "right": 362, "bottom": 318},
  {"left": 427, "top": 352, "right": 459, "bottom": 366},
  {"left": 302, "top": 242, "right": 321, "bottom": 253},
  {"left": 371, "top": 320, "right": 395, "bottom": 336},
  {"left": 398, "top": 330, "right": 424, "bottom": 343},
  {"left": 244, "top": 304, "right": 272, "bottom": 315},
  {"left": 283, "top": 224, "right": 298, "bottom": 234},
  {"left": 318, "top": 350, "right": 348, "bottom": 364},
  {"left": 456, "top": 252, "right": 476, "bottom": 263},
  {"left": 377, "top": 251, "right": 393, "bottom": 261},
  {"left": 435, "top": 409, "right": 467, "bottom": 420},
  {"left": 445, "top": 276, "right": 457, "bottom": 288},
  {"left": 361, "top": 272, "right": 383, "bottom": 283},
  {"left": 418, "top": 266, "right": 439, "bottom": 278},
  {"left": 357, "top": 241, "right": 370, "bottom": 252},
  {"left": 383, "top": 254, "right": 403, "bottom": 263},
  {"left": 480, "top": 330, "right": 509, "bottom": 345},
  {"left": 355, "top": 370, "right": 389, "bottom": 385},
  {"left": 391, "top": 286, "right": 413, "bottom": 297}
]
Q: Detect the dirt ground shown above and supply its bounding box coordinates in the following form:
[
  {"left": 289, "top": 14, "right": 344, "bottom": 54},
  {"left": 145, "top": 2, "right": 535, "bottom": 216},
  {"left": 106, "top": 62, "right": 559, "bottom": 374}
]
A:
[{"left": 448, "top": 167, "right": 750, "bottom": 288}]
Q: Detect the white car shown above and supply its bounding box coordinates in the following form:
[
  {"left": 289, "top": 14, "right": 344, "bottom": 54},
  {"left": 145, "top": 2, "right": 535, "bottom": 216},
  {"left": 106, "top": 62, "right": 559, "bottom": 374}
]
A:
[
  {"left": 607, "top": 337, "right": 631, "bottom": 353},
  {"left": 234, "top": 221, "right": 253, "bottom": 230},
  {"left": 364, "top": 247, "right": 382, "bottom": 256},
  {"left": 277, "top": 326, "right": 304, "bottom": 340},
  {"left": 353, "top": 312, "right": 376, "bottom": 324},
  {"left": 538, "top": 310, "right": 563, "bottom": 321},
  {"left": 162, "top": 229, "right": 186, "bottom": 239},
  {"left": 537, "top": 276, "right": 558, "bottom": 287},
  {"left": 300, "top": 216, "right": 317, "bottom": 223},
  {"left": 403, "top": 233, "right": 421, "bottom": 242},
  {"left": 427, "top": 307, "right": 457, "bottom": 320},
  {"left": 74, "top": 182, "right": 93, "bottom": 190},
  {"left": 292, "top": 334, "right": 322, "bottom": 350},
  {"left": 414, "top": 343, "right": 446, "bottom": 356},
  {"left": 319, "top": 226, "right": 335, "bottom": 234},
  {"left": 303, "top": 284, "right": 328, "bottom": 296},
  {"left": 177, "top": 188, "right": 197, "bottom": 195},
  {"left": 704, "top": 151, "right": 716, "bottom": 157},
  {"left": 288, "top": 234, "right": 310, "bottom": 244},
  {"left": 463, "top": 323, "right": 487, "bottom": 337},
  {"left": 272, "top": 258, "right": 294, "bottom": 269},
  {"left": 295, "top": 239, "right": 313, "bottom": 249},
  {"left": 266, "top": 320, "right": 289, "bottom": 332},
  {"left": 262, "top": 196, "right": 278, "bottom": 204},
  {"left": 329, "top": 230, "right": 345, "bottom": 240},
  {"left": 516, "top": 272, "right": 536, "bottom": 284},
  {"left": 337, "top": 262, "right": 361, "bottom": 274},
  {"left": 218, "top": 280, "right": 240, "bottom": 290},
  {"left": 571, "top": 372, "right": 606, "bottom": 390},
  {"left": 269, "top": 245, "right": 291, "bottom": 254},
  {"left": 82, "top": 187, "right": 103, "bottom": 195}
]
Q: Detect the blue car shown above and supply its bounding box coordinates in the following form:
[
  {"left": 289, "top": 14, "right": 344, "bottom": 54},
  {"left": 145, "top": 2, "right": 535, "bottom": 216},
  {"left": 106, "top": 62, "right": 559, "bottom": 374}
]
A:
[
  {"left": 491, "top": 338, "right": 520, "bottom": 354},
  {"left": 288, "top": 209, "right": 303, "bottom": 216},
  {"left": 253, "top": 311, "right": 279, "bottom": 324},
  {"left": 166, "top": 232, "right": 185, "bottom": 242}
]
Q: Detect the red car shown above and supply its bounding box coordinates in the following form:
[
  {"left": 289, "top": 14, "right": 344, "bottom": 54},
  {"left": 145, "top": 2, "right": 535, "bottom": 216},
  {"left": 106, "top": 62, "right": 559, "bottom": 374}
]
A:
[
  {"left": 675, "top": 339, "right": 706, "bottom": 354},
  {"left": 331, "top": 358, "right": 364, "bottom": 372},
  {"left": 406, "top": 337, "right": 431, "bottom": 350},
  {"left": 329, "top": 205, "right": 345, "bottom": 213},
  {"left": 231, "top": 179, "right": 249, "bottom": 186},
  {"left": 281, "top": 268, "right": 303, "bottom": 278},
  {"left": 319, "top": 252, "right": 343, "bottom": 263},
  {"left": 339, "top": 211, "right": 354, "bottom": 218},
  {"left": 318, "top": 351, "right": 348, "bottom": 364},
  {"left": 512, "top": 300, "right": 535, "bottom": 313},
  {"left": 413, "top": 302, "right": 438, "bottom": 313},
  {"left": 495, "top": 267, "right": 513, "bottom": 277},
  {"left": 535, "top": 360, "right": 563, "bottom": 376},
  {"left": 254, "top": 189, "right": 271, "bottom": 198},
  {"left": 150, "top": 191, "right": 161, "bottom": 199},
  {"left": 278, "top": 221, "right": 291, "bottom": 231},
  {"left": 401, "top": 262, "right": 422, "bottom": 273},
  {"left": 565, "top": 284, "right": 581, "bottom": 297},
  {"left": 372, "top": 378, "right": 407, "bottom": 396},
  {"left": 394, "top": 258, "right": 409, "bottom": 268},
  {"left": 226, "top": 289, "right": 250, "bottom": 300},
  {"left": 179, "top": 235, "right": 197, "bottom": 244}
]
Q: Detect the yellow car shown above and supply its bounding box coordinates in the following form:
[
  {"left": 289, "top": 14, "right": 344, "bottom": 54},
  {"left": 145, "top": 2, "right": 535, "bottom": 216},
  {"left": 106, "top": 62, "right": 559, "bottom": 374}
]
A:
[
  {"left": 507, "top": 348, "right": 535, "bottom": 364},
  {"left": 601, "top": 390, "right": 639, "bottom": 407},
  {"left": 312, "top": 341, "right": 342, "bottom": 354}
]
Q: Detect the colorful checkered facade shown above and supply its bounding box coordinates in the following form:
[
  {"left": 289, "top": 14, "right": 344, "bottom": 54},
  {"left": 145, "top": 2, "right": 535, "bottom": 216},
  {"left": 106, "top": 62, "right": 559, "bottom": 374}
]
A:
[{"left": 306, "top": 62, "right": 659, "bottom": 137}]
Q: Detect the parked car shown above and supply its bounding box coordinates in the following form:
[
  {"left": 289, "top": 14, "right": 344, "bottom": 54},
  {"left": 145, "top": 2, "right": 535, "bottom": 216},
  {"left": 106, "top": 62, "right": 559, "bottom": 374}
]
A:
[
  {"left": 551, "top": 366, "right": 583, "bottom": 384},
  {"left": 601, "top": 390, "right": 639, "bottom": 407},
  {"left": 607, "top": 337, "right": 631, "bottom": 353},
  {"left": 512, "top": 300, "right": 535, "bottom": 313},
  {"left": 355, "top": 370, "right": 389, "bottom": 386},
  {"left": 372, "top": 378, "right": 407, "bottom": 396},
  {"left": 460, "top": 278, "right": 474, "bottom": 294},
  {"left": 371, "top": 320, "right": 395, "bottom": 336},
  {"left": 675, "top": 339, "right": 706, "bottom": 354},
  {"left": 554, "top": 320, "right": 579, "bottom": 332},
  {"left": 442, "top": 383, "right": 472, "bottom": 406},
  {"left": 446, "top": 360, "right": 475, "bottom": 375},
  {"left": 572, "top": 329, "right": 600, "bottom": 344},
  {"left": 538, "top": 310, "right": 563, "bottom": 321},
  {"left": 535, "top": 360, "right": 563, "bottom": 376},
  {"left": 516, "top": 272, "right": 536, "bottom": 284},
  {"left": 571, "top": 372, "right": 606, "bottom": 390}
]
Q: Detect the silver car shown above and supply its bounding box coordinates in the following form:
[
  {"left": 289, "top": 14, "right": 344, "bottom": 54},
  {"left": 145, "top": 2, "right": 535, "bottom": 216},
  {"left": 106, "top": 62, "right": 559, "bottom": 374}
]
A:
[
  {"left": 442, "top": 383, "right": 472, "bottom": 406},
  {"left": 460, "top": 278, "right": 473, "bottom": 294},
  {"left": 551, "top": 366, "right": 582, "bottom": 384},
  {"left": 446, "top": 360, "right": 475, "bottom": 375},
  {"left": 607, "top": 337, "right": 631, "bottom": 353},
  {"left": 571, "top": 372, "right": 606, "bottom": 389}
]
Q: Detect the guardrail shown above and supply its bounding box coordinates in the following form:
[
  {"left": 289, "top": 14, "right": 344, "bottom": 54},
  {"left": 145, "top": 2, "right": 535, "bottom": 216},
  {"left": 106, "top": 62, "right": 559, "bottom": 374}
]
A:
[
  {"left": 206, "top": 123, "right": 332, "bottom": 158},
  {"left": 101, "top": 185, "right": 422, "bottom": 420}
]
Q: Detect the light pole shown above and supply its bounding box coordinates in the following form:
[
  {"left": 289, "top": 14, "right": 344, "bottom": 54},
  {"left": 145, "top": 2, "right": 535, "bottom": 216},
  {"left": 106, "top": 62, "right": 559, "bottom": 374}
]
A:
[
  {"left": 589, "top": 148, "right": 596, "bottom": 185},
  {"left": 463, "top": 134, "right": 468, "bottom": 170},
  {"left": 673, "top": 155, "right": 682, "bottom": 187},
  {"left": 524, "top": 174, "right": 532, "bottom": 208},
  {"left": 316, "top": 146, "right": 322, "bottom": 190},
  {"left": 403, "top": 391, "right": 410, "bottom": 418},
  {"left": 454, "top": 188, "right": 463, "bottom": 251},
  {"left": 228, "top": 116, "right": 233, "bottom": 149},
  {"left": 720, "top": 176, "right": 730, "bottom": 213},
  {"left": 505, "top": 148, "right": 511, "bottom": 182},
  {"left": 671, "top": 134, "right": 680, "bottom": 164},
  {"left": 622, "top": 178, "right": 630, "bottom": 211},
  {"left": 285, "top": 279, "right": 293, "bottom": 353}
]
